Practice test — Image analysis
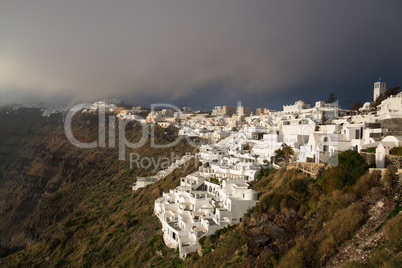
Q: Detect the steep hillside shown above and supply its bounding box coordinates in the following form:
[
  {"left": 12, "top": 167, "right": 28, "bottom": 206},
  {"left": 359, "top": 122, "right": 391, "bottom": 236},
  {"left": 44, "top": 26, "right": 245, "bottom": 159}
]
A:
[
  {"left": 0, "top": 107, "right": 196, "bottom": 266},
  {"left": 179, "top": 156, "right": 401, "bottom": 267},
  {"left": 1, "top": 109, "right": 401, "bottom": 267},
  {"left": 182, "top": 158, "right": 402, "bottom": 267}
]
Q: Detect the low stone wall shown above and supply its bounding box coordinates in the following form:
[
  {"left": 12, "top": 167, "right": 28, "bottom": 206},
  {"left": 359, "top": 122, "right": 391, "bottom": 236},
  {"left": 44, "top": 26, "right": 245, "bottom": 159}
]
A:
[
  {"left": 360, "top": 152, "right": 402, "bottom": 169},
  {"left": 381, "top": 118, "right": 402, "bottom": 136},
  {"left": 369, "top": 168, "right": 402, "bottom": 176},
  {"left": 385, "top": 154, "right": 402, "bottom": 169},
  {"left": 288, "top": 162, "right": 326, "bottom": 179},
  {"left": 360, "top": 152, "right": 376, "bottom": 167}
]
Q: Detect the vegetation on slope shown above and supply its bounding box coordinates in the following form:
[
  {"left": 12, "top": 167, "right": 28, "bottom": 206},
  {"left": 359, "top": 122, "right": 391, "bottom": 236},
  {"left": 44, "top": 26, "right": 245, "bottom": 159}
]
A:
[
  {"left": 0, "top": 108, "right": 197, "bottom": 267},
  {"left": 178, "top": 151, "right": 401, "bottom": 267},
  {"left": 1, "top": 108, "right": 401, "bottom": 267}
]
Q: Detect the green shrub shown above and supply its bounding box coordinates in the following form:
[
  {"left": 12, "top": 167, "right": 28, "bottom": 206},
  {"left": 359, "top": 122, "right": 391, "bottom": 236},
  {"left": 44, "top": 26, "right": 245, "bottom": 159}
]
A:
[
  {"left": 320, "top": 150, "right": 368, "bottom": 193},
  {"left": 256, "top": 167, "right": 274, "bottom": 180},
  {"left": 259, "top": 194, "right": 281, "bottom": 213},
  {"left": 289, "top": 179, "right": 308, "bottom": 195},
  {"left": 386, "top": 204, "right": 402, "bottom": 220},
  {"left": 256, "top": 170, "right": 263, "bottom": 180},
  {"left": 210, "top": 177, "right": 220, "bottom": 184},
  {"left": 390, "top": 146, "right": 402, "bottom": 156},
  {"left": 282, "top": 194, "right": 297, "bottom": 209},
  {"left": 54, "top": 258, "right": 67, "bottom": 268}
]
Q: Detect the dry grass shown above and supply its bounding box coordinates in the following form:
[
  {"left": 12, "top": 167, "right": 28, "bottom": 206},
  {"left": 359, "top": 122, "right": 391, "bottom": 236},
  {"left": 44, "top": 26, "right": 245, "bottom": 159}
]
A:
[{"left": 383, "top": 213, "right": 402, "bottom": 251}]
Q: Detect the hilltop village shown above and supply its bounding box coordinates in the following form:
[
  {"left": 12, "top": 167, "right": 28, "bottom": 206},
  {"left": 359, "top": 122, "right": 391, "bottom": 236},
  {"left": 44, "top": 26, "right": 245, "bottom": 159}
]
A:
[
  {"left": 126, "top": 80, "right": 401, "bottom": 258},
  {"left": 24, "top": 80, "right": 400, "bottom": 259},
  {"left": 2, "top": 80, "right": 401, "bottom": 264}
]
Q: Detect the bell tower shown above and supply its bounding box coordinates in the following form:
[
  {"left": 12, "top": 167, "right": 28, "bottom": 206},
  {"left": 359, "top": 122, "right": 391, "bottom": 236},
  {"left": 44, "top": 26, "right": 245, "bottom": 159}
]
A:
[{"left": 373, "top": 78, "right": 386, "bottom": 102}]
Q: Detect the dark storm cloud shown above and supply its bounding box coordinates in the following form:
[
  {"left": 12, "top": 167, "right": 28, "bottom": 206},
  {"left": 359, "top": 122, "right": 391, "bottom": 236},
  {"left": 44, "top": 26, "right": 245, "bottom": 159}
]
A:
[{"left": 1, "top": 0, "right": 401, "bottom": 109}]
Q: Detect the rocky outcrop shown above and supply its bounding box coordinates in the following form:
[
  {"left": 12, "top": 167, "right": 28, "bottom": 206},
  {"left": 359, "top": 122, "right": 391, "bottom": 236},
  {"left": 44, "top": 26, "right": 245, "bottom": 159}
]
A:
[
  {"left": 246, "top": 209, "right": 300, "bottom": 257},
  {"left": 385, "top": 154, "right": 402, "bottom": 169},
  {"left": 360, "top": 152, "right": 376, "bottom": 167}
]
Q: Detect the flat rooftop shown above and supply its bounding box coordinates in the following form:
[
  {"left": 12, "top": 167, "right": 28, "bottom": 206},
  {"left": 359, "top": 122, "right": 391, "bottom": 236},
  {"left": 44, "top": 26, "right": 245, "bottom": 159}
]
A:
[{"left": 168, "top": 221, "right": 181, "bottom": 232}]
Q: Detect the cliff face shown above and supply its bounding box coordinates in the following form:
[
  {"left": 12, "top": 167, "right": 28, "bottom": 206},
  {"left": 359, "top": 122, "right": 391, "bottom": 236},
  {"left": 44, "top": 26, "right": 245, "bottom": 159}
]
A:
[
  {"left": 0, "top": 108, "right": 66, "bottom": 255},
  {"left": 246, "top": 211, "right": 293, "bottom": 257},
  {"left": 0, "top": 107, "right": 194, "bottom": 262},
  {"left": 181, "top": 166, "right": 401, "bottom": 268},
  {"left": 1, "top": 108, "right": 401, "bottom": 267}
]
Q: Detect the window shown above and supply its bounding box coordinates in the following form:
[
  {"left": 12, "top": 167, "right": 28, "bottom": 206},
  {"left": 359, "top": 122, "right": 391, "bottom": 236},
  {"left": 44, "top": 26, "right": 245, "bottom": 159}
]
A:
[{"left": 355, "top": 130, "right": 360, "bottom": 139}]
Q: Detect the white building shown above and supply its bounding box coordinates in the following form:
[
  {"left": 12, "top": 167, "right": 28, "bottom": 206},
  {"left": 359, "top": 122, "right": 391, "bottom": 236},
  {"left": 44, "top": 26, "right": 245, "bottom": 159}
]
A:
[
  {"left": 251, "top": 133, "right": 283, "bottom": 161},
  {"left": 154, "top": 172, "right": 258, "bottom": 259},
  {"left": 373, "top": 78, "right": 387, "bottom": 102},
  {"left": 157, "top": 121, "right": 172, "bottom": 128},
  {"left": 377, "top": 92, "right": 402, "bottom": 116},
  {"left": 375, "top": 136, "right": 402, "bottom": 168},
  {"left": 299, "top": 122, "right": 387, "bottom": 164},
  {"left": 161, "top": 108, "right": 175, "bottom": 117},
  {"left": 132, "top": 176, "right": 159, "bottom": 191},
  {"left": 237, "top": 105, "right": 252, "bottom": 117},
  {"left": 243, "top": 125, "right": 268, "bottom": 139},
  {"left": 283, "top": 99, "right": 311, "bottom": 114},
  {"left": 132, "top": 154, "right": 196, "bottom": 191},
  {"left": 299, "top": 132, "right": 344, "bottom": 163},
  {"left": 280, "top": 118, "right": 315, "bottom": 144},
  {"left": 256, "top": 108, "right": 276, "bottom": 115},
  {"left": 211, "top": 106, "right": 236, "bottom": 117},
  {"left": 200, "top": 161, "right": 260, "bottom": 182},
  {"left": 181, "top": 106, "right": 193, "bottom": 113}
]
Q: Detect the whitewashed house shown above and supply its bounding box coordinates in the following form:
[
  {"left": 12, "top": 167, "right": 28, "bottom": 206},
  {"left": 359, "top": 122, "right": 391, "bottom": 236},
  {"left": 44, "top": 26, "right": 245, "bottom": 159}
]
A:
[
  {"left": 154, "top": 172, "right": 258, "bottom": 259},
  {"left": 375, "top": 136, "right": 402, "bottom": 168},
  {"left": 283, "top": 99, "right": 311, "bottom": 114},
  {"left": 377, "top": 92, "right": 402, "bottom": 116},
  {"left": 251, "top": 132, "right": 283, "bottom": 161}
]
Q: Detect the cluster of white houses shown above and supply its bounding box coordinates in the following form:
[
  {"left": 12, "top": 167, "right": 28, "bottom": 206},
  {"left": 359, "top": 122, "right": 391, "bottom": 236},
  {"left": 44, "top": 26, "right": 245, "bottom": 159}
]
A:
[
  {"left": 137, "top": 80, "right": 402, "bottom": 258},
  {"left": 154, "top": 170, "right": 258, "bottom": 259}
]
